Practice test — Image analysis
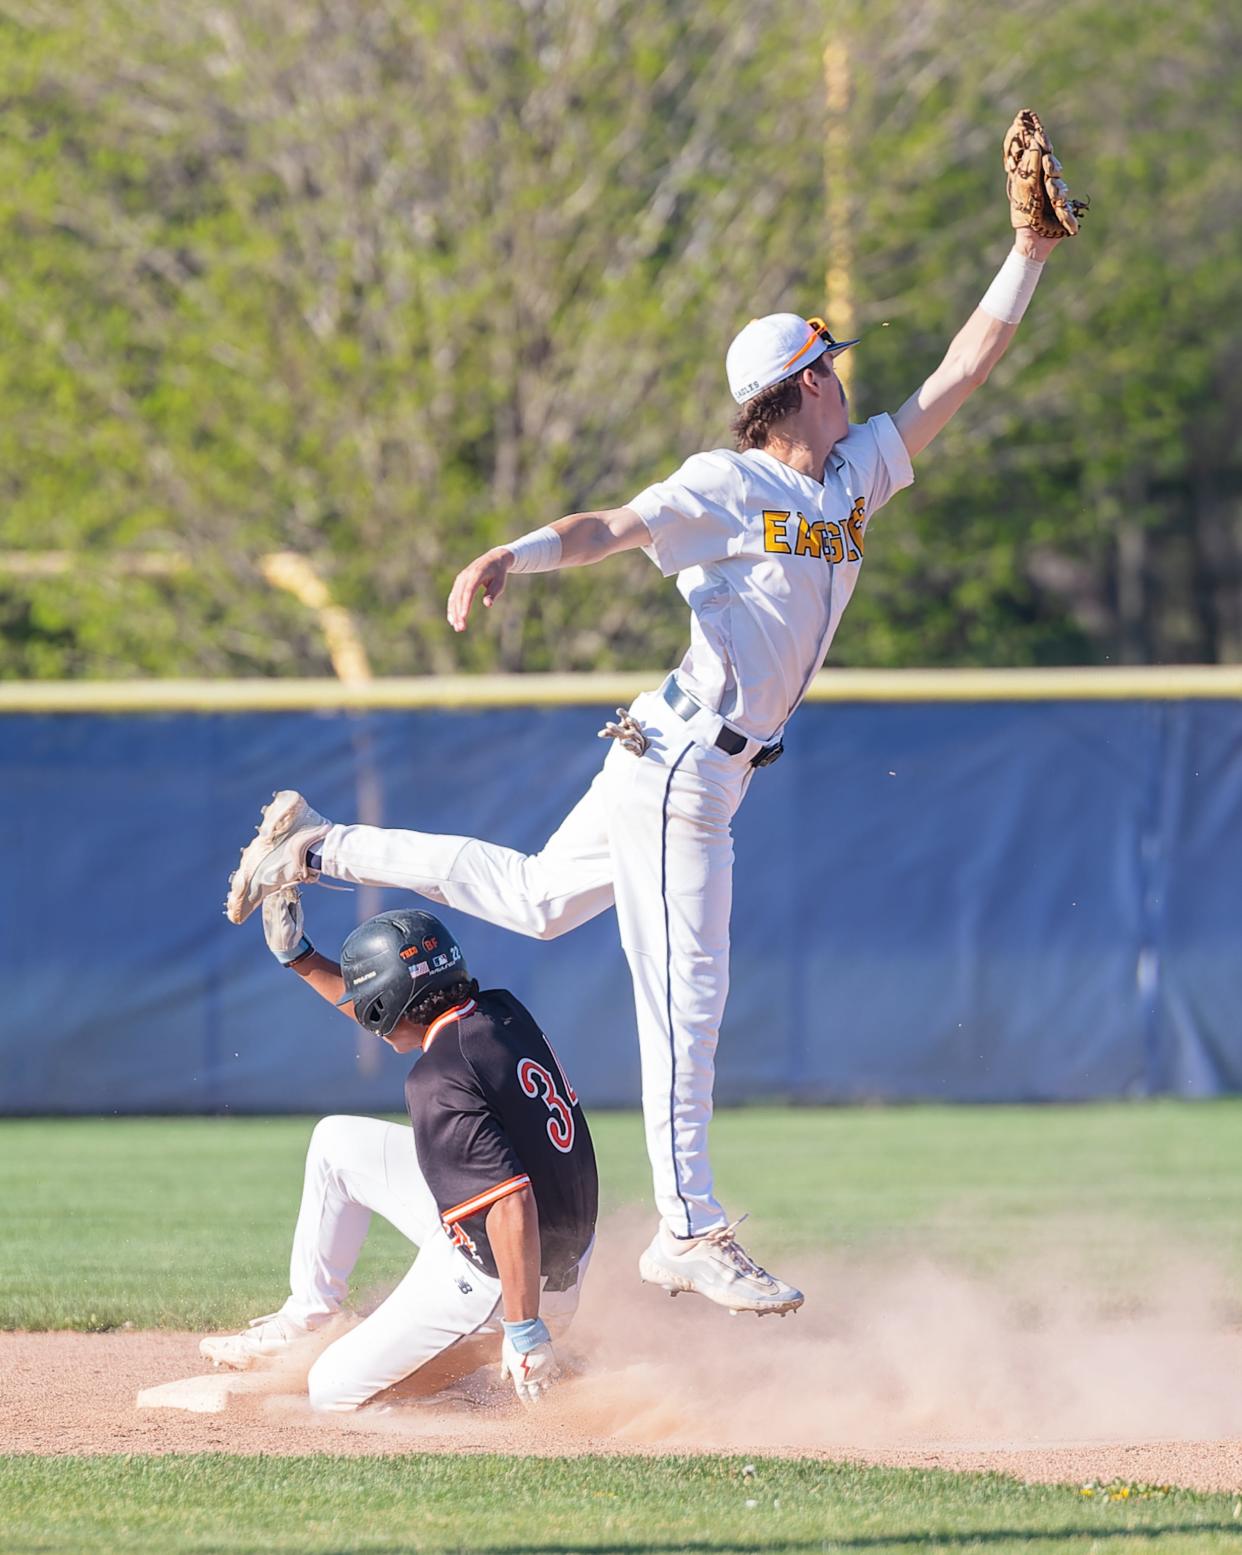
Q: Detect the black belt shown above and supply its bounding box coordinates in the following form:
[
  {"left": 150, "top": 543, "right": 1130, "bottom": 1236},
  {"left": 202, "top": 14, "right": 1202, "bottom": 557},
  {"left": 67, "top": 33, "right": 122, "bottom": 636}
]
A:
[{"left": 662, "top": 678, "right": 784, "bottom": 768}]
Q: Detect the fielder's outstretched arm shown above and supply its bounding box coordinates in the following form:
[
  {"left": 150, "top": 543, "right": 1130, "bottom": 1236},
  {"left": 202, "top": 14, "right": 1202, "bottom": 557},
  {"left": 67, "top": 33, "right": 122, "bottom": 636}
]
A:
[
  {"left": 447, "top": 506, "right": 650, "bottom": 633},
  {"left": 892, "top": 228, "right": 1062, "bottom": 461}
]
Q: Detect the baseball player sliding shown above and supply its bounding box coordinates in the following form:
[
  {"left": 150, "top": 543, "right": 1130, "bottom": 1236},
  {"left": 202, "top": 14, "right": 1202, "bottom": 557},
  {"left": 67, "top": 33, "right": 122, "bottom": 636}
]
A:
[
  {"left": 224, "top": 113, "right": 1083, "bottom": 1320},
  {"left": 202, "top": 890, "right": 597, "bottom": 1409}
]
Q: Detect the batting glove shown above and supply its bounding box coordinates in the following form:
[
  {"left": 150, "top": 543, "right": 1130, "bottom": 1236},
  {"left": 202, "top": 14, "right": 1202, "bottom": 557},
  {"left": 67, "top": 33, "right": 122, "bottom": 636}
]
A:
[
  {"left": 500, "top": 1318, "right": 560, "bottom": 1405},
  {"left": 262, "top": 886, "right": 314, "bottom": 966}
]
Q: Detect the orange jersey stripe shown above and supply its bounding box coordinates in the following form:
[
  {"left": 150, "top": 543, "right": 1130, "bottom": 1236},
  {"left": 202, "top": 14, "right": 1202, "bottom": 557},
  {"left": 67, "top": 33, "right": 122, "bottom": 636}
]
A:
[
  {"left": 422, "top": 997, "right": 477, "bottom": 1053},
  {"left": 441, "top": 1173, "right": 531, "bottom": 1225}
]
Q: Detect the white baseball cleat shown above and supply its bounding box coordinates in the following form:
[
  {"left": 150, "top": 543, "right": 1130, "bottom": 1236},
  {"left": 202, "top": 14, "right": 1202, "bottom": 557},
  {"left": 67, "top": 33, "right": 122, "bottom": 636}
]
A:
[
  {"left": 199, "top": 1310, "right": 312, "bottom": 1371},
  {"left": 638, "top": 1216, "right": 804, "bottom": 1316},
  {"left": 225, "top": 790, "right": 331, "bottom": 925}
]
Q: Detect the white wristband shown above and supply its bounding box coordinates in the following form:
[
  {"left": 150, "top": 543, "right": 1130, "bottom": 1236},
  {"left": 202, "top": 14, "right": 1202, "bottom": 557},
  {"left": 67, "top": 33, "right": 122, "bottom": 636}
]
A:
[
  {"left": 506, "top": 526, "right": 562, "bottom": 574},
  {"left": 978, "top": 250, "right": 1044, "bottom": 325}
]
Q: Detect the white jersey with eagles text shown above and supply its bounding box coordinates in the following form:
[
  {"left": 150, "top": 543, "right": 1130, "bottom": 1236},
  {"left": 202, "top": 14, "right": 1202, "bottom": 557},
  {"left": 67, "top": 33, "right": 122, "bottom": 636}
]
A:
[
  {"left": 314, "top": 410, "right": 916, "bottom": 1241},
  {"left": 627, "top": 413, "right": 914, "bottom": 744}
]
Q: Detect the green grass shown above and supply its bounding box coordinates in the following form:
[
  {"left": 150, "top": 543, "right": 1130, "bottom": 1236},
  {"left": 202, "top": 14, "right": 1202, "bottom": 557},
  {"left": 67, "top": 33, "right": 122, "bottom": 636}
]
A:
[
  {"left": 3, "top": 1103, "right": 1241, "bottom": 1329},
  {"left": 3, "top": 1454, "right": 1241, "bottom": 1555},
  {"left": 5, "top": 1107, "right": 1242, "bottom": 1553}
]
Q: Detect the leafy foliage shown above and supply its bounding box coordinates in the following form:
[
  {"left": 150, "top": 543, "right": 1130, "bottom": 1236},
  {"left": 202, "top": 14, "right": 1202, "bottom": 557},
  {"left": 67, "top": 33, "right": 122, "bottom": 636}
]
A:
[
  {"left": 0, "top": 0, "right": 1236, "bottom": 675},
  {"left": 838, "top": 0, "right": 1242, "bottom": 665}
]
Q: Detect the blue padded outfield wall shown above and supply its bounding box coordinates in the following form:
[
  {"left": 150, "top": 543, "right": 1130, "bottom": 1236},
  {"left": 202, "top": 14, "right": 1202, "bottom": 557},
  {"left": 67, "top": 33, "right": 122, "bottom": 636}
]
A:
[{"left": 3, "top": 691, "right": 1241, "bottom": 1113}]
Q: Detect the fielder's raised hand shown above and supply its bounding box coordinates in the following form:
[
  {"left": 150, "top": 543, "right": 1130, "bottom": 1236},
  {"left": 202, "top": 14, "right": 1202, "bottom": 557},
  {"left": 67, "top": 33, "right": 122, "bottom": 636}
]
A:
[
  {"left": 447, "top": 511, "right": 649, "bottom": 632},
  {"left": 500, "top": 1318, "right": 561, "bottom": 1406},
  {"left": 262, "top": 886, "right": 314, "bottom": 967},
  {"left": 447, "top": 546, "right": 514, "bottom": 633}
]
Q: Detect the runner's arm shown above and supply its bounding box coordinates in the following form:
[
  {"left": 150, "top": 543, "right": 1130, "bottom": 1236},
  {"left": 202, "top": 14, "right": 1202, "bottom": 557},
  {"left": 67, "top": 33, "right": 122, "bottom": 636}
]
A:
[
  {"left": 486, "top": 1184, "right": 543, "bottom": 1321},
  {"left": 285, "top": 950, "right": 424, "bottom": 1052}
]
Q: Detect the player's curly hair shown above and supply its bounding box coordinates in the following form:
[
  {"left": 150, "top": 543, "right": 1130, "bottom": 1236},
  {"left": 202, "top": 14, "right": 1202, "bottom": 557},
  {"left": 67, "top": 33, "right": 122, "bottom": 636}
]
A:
[
  {"left": 407, "top": 977, "right": 480, "bottom": 1028},
  {"left": 731, "top": 355, "right": 833, "bottom": 452}
]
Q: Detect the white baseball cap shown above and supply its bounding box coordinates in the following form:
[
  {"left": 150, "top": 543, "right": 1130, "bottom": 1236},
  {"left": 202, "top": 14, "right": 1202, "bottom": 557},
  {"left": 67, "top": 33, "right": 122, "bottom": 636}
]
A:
[{"left": 725, "top": 313, "right": 860, "bottom": 405}]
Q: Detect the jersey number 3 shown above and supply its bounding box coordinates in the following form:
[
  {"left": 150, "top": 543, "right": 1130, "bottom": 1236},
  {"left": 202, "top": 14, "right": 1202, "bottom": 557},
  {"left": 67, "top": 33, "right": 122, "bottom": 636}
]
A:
[{"left": 517, "top": 1057, "right": 576, "bottom": 1153}]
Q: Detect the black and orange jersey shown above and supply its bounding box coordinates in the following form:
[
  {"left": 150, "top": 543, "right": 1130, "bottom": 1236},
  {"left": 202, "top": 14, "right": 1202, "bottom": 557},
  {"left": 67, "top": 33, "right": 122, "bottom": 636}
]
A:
[{"left": 403, "top": 988, "right": 597, "bottom": 1282}]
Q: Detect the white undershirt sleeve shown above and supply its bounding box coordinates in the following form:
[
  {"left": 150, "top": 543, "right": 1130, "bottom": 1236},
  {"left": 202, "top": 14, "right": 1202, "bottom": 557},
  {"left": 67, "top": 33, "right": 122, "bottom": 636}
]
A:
[
  {"left": 979, "top": 250, "right": 1045, "bottom": 325},
  {"left": 506, "top": 526, "right": 563, "bottom": 574}
]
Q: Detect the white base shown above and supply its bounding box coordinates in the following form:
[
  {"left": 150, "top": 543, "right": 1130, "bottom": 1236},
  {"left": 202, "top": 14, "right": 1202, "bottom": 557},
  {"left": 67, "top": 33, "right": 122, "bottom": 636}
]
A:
[{"left": 136, "top": 1372, "right": 278, "bottom": 1414}]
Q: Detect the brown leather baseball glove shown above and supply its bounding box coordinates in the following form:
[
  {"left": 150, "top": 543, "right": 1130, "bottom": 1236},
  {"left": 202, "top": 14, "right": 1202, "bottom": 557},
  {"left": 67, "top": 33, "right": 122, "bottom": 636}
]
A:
[{"left": 1004, "top": 109, "right": 1088, "bottom": 239}]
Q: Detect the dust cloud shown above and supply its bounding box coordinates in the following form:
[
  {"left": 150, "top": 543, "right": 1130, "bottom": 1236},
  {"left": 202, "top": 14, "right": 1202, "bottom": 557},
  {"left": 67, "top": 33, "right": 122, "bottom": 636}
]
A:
[
  {"left": 342, "top": 1210, "right": 1242, "bottom": 1453},
  {"left": 12, "top": 1208, "right": 1241, "bottom": 1487}
]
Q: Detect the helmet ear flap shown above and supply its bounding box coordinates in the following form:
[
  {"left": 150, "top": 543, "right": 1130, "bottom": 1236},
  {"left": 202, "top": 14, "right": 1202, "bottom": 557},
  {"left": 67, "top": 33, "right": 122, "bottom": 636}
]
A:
[
  {"left": 357, "top": 992, "right": 388, "bottom": 1037},
  {"left": 355, "top": 974, "right": 421, "bottom": 1038}
]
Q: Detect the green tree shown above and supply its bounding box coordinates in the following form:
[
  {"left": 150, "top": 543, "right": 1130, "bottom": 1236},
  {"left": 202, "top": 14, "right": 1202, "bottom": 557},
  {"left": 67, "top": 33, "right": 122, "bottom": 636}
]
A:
[
  {"left": 0, "top": 0, "right": 821, "bottom": 676},
  {"left": 835, "top": 0, "right": 1242, "bottom": 665},
  {"left": 0, "top": 0, "right": 1236, "bottom": 676}
]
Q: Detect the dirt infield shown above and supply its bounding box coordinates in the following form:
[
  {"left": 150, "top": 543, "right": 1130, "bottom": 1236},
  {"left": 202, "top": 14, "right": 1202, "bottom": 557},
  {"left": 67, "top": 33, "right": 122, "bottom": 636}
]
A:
[{"left": 5, "top": 1243, "right": 1242, "bottom": 1492}]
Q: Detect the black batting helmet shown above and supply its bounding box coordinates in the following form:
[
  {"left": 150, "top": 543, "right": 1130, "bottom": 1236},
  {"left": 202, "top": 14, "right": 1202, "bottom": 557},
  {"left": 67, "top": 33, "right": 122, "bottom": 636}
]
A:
[{"left": 335, "top": 910, "right": 468, "bottom": 1038}]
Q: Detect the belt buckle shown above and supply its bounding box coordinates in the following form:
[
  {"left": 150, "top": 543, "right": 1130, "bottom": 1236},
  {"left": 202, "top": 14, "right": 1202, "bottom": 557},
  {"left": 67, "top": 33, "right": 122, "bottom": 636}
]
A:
[{"left": 750, "top": 740, "right": 784, "bottom": 770}]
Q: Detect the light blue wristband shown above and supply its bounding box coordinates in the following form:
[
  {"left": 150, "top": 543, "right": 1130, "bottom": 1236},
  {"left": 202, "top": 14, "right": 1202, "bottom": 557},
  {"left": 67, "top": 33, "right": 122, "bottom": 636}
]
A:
[
  {"left": 502, "top": 1316, "right": 550, "bottom": 1354},
  {"left": 275, "top": 936, "right": 314, "bottom": 967}
]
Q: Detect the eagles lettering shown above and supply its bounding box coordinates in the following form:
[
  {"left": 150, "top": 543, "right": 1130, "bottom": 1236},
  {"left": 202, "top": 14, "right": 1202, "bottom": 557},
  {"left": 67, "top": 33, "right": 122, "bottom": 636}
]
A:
[{"left": 763, "top": 499, "right": 865, "bottom": 563}]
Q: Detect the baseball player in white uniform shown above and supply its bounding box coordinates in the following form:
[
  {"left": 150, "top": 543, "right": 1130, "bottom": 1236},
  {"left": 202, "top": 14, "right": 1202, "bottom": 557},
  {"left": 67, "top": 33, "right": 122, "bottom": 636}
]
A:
[
  {"left": 225, "top": 158, "right": 1069, "bottom": 1318},
  {"left": 202, "top": 892, "right": 597, "bottom": 1408}
]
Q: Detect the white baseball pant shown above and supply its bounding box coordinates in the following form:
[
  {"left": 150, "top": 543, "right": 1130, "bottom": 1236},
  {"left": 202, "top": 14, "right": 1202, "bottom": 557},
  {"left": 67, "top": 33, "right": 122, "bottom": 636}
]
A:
[
  {"left": 317, "top": 687, "right": 754, "bottom": 1238},
  {"left": 279, "top": 1115, "right": 585, "bottom": 1411}
]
